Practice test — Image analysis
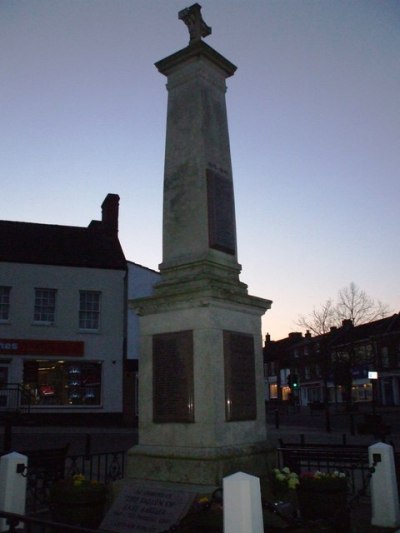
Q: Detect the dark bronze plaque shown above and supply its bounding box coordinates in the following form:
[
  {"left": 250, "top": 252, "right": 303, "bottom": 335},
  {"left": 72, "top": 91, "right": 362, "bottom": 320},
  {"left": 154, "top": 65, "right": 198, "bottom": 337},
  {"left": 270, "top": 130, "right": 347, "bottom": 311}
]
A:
[
  {"left": 153, "top": 331, "right": 194, "bottom": 423},
  {"left": 207, "top": 169, "right": 236, "bottom": 255},
  {"left": 224, "top": 331, "right": 257, "bottom": 421}
]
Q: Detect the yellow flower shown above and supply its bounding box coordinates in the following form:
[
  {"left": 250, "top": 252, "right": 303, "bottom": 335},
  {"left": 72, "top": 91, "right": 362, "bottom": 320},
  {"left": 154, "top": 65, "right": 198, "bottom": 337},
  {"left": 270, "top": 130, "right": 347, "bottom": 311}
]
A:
[{"left": 72, "top": 474, "right": 85, "bottom": 486}]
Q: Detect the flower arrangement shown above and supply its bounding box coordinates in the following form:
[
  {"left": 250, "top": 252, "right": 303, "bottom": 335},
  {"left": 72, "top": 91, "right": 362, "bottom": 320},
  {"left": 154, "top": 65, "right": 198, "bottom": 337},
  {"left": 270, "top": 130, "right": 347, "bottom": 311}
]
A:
[
  {"left": 299, "top": 470, "right": 347, "bottom": 491},
  {"left": 270, "top": 467, "right": 300, "bottom": 502},
  {"left": 273, "top": 467, "right": 300, "bottom": 490},
  {"left": 50, "top": 474, "right": 107, "bottom": 528},
  {"left": 50, "top": 474, "right": 107, "bottom": 502},
  {"left": 297, "top": 470, "right": 349, "bottom": 523}
]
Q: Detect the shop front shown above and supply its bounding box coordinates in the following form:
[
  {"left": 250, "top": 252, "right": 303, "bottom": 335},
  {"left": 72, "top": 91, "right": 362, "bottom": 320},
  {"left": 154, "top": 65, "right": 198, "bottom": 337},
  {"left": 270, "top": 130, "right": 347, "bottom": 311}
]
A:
[
  {"left": 23, "top": 360, "right": 102, "bottom": 407},
  {"left": 1, "top": 338, "right": 100, "bottom": 409}
]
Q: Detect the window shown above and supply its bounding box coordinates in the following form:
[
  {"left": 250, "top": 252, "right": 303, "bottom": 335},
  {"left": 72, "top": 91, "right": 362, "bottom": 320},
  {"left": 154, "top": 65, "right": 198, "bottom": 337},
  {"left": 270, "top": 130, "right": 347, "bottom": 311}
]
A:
[
  {"left": 381, "top": 346, "right": 389, "bottom": 369},
  {"left": 23, "top": 361, "right": 102, "bottom": 406},
  {"left": 79, "top": 291, "right": 101, "bottom": 330},
  {"left": 267, "top": 361, "right": 277, "bottom": 376},
  {"left": 34, "top": 288, "right": 56, "bottom": 324},
  {"left": 269, "top": 383, "right": 278, "bottom": 399},
  {"left": 0, "top": 287, "right": 11, "bottom": 321}
]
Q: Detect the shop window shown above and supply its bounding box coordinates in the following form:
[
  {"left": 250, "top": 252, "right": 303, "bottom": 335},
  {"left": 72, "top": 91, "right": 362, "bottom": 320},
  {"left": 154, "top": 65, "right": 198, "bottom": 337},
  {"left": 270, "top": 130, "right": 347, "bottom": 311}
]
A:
[
  {"left": 34, "top": 288, "right": 56, "bottom": 324},
  {"left": 282, "top": 385, "right": 290, "bottom": 401},
  {"left": 23, "top": 361, "right": 102, "bottom": 406},
  {"left": 269, "top": 383, "right": 278, "bottom": 399},
  {"left": 0, "top": 286, "right": 11, "bottom": 321},
  {"left": 352, "top": 383, "right": 371, "bottom": 402},
  {"left": 79, "top": 291, "right": 101, "bottom": 330}
]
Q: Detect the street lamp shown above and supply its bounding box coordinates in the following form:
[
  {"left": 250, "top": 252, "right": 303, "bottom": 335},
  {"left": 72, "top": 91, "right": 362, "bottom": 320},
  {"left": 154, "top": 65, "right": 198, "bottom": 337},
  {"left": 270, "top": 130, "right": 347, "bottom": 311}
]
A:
[{"left": 368, "top": 370, "right": 378, "bottom": 415}]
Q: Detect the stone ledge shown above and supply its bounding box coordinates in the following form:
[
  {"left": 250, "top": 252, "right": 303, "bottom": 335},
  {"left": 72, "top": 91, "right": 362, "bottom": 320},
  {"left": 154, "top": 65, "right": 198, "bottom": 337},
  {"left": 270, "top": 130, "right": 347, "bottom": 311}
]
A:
[{"left": 126, "top": 441, "right": 274, "bottom": 487}]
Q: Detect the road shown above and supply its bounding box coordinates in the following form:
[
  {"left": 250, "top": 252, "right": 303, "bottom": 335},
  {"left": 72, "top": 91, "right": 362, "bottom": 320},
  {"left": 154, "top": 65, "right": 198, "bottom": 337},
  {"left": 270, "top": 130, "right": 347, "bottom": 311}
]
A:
[{"left": 1, "top": 403, "right": 399, "bottom": 454}]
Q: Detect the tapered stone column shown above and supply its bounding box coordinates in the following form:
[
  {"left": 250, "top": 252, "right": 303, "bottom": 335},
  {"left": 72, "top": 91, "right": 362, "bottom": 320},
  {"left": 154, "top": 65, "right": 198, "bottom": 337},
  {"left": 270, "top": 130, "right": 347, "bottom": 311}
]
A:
[{"left": 128, "top": 5, "right": 271, "bottom": 489}]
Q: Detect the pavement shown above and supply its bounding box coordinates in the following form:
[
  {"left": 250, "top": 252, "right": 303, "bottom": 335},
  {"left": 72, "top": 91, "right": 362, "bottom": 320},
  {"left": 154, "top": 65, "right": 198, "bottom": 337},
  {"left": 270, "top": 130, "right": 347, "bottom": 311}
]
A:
[{"left": 1, "top": 408, "right": 400, "bottom": 532}]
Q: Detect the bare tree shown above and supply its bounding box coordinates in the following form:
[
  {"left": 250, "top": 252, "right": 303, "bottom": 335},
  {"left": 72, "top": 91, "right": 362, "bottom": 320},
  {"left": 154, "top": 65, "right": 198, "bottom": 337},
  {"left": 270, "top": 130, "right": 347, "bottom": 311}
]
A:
[
  {"left": 296, "top": 282, "right": 390, "bottom": 335},
  {"left": 335, "top": 282, "right": 390, "bottom": 325},
  {"left": 297, "top": 299, "right": 336, "bottom": 335}
]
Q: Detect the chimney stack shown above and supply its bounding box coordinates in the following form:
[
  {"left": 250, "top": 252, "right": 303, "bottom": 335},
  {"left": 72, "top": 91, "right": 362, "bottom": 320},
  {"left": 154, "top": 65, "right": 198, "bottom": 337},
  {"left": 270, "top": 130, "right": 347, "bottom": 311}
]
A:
[
  {"left": 101, "top": 194, "right": 120, "bottom": 235},
  {"left": 342, "top": 319, "right": 353, "bottom": 330}
]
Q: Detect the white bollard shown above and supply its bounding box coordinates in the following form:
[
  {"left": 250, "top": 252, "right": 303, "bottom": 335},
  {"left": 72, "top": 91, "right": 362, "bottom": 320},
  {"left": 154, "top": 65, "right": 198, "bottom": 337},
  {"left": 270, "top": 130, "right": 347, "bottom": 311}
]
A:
[
  {"left": 223, "top": 471, "right": 264, "bottom": 533},
  {"left": 369, "top": 442, "right": 400, "bottom": 528},
  {"left": 0, "top": 452, "right": 27, "bottom": 532}
]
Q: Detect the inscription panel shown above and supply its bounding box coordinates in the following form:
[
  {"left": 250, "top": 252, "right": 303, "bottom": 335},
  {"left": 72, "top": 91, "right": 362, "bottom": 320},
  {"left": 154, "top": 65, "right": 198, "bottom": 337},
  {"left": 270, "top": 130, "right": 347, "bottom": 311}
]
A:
[
  {"left": 153, "top": 331, "right": 194, "bottom": 423},
  {"left": 207, "top": 169, "right": 236, "bottom": 255},
  {"left": 224, "top": 331, "right": 257, "bottom": 421},
  {"left": 100, "top": 481, "right": 194, "bottom": 533}
]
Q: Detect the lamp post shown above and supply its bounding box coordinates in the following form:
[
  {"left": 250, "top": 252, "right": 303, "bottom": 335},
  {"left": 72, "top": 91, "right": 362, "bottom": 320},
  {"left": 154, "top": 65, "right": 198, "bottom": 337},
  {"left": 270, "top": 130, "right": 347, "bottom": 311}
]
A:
[{"left": 368, "top": 370, "right": 378, "bottom": 415}]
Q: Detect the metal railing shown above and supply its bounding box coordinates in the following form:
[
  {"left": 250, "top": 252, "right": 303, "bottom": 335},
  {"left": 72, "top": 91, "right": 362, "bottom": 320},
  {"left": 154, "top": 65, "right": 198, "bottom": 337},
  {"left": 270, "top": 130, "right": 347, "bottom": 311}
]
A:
[
  {"left": 277, "top": 442, "right": 371, "bottom": 496},
  {"left": 25, "top": 450, "right": 125, "bottom": 515},
  {"left": 65, "top": 451, "right": 125, "bottom": 484},
  {"left": 0, "top": 383, "right": 33, "bottom": 414},
  {"left": 0, "top": 510, "right": 98, "bottom": 532}
]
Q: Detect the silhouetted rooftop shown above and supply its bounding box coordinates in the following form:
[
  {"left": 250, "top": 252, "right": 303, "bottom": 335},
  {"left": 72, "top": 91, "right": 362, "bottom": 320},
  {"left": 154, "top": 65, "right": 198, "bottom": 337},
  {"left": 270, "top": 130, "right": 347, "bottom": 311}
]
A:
[{"left": 0, "top": 219, "right": 126, "bottom": 270}]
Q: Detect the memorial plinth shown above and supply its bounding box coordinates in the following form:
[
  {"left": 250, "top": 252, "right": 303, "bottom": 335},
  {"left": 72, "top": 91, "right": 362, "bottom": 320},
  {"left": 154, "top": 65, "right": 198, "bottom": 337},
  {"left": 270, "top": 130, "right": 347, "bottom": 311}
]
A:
[{"left": 128, "top": 5, "right": 271, "bottom": 489}]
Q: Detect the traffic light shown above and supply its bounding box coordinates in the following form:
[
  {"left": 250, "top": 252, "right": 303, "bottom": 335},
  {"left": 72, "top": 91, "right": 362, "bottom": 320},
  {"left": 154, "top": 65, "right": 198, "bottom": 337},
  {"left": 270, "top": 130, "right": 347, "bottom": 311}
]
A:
[{"left": 287, "top": 373, "right": 299, "bottom": 389}]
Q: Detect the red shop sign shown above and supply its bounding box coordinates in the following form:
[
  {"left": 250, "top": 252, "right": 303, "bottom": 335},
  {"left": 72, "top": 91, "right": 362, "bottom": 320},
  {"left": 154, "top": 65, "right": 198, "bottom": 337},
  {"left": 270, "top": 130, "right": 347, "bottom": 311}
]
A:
[{"left": 0, "top": 339, "right": 84, "bottom": 357}]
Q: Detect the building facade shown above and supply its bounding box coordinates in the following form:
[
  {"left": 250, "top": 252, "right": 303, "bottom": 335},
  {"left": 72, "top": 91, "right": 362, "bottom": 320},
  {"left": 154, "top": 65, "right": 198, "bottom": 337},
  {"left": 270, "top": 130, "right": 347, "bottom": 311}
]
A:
[
  {"left": 123, "top": 261, "right": 160, "bottom": 424},
  {"left": 0, "top": 194, "right": 127, "bottom": 423},
  {"left": 264, "top": 313, "right": 400, "bottom": 408}
]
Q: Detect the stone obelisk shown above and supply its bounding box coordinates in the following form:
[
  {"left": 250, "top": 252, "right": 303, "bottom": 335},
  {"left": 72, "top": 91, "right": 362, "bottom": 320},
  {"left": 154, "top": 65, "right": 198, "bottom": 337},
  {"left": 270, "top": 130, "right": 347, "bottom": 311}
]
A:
[{"left": 128, "top": 4, "right": 271, "bottom": 489}]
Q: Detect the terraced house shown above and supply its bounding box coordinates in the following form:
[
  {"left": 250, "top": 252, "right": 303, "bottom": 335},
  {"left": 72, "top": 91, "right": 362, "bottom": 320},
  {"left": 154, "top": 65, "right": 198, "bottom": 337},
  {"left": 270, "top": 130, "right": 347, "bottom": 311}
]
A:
[{"left": 264, "top": 313, "right": 400, "bottom": 408}]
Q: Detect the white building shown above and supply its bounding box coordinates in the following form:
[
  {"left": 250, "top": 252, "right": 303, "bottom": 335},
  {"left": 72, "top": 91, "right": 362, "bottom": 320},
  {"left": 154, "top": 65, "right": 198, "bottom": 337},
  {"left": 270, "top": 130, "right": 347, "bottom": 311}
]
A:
[
  {"left": 123, "top": 261, "right": 160, "bottom": 423},
  {"left": 0, "top": 194, "right": 127, "bottom": 424}
]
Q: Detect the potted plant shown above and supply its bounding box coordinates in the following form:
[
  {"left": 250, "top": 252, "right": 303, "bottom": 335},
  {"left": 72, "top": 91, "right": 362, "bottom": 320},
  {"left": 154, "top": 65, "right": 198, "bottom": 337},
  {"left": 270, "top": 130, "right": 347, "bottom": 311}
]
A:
[
  {"left": 297, "top": 470, "right": 349, "bottom": 526},
  {"left": 50, "top": 474, "right": 108, "bottom": 528},
  {"left": 270, "top": 466, "right": 300, "bottom": 500}
]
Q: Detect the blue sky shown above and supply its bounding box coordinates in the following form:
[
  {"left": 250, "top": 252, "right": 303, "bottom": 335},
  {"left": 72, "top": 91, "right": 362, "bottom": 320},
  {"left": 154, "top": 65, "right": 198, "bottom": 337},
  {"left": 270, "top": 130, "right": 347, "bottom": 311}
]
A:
[{"left": 1, "top": 0, "right": 399, "bottom": 339}]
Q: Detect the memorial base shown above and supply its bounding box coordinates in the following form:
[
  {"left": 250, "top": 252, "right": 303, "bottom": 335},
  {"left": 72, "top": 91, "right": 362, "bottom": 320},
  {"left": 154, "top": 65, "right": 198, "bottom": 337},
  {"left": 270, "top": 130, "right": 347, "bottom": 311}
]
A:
[{"left": 126, "top": 442, "right": 272, "bottom": 490}]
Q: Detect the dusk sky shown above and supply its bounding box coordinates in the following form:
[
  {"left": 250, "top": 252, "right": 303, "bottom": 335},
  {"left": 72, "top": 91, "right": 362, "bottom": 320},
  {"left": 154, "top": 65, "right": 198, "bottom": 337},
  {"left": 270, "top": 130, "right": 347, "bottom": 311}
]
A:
[{"left": 1, "top": 0, "right": 399, "bottom": 340}]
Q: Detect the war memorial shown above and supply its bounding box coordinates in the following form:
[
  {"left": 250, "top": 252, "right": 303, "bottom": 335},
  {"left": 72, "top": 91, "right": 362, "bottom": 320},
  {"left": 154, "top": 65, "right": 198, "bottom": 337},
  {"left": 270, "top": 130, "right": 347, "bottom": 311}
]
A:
[{"left": 127, "top": 3, "right": 271, "bottom": 490}]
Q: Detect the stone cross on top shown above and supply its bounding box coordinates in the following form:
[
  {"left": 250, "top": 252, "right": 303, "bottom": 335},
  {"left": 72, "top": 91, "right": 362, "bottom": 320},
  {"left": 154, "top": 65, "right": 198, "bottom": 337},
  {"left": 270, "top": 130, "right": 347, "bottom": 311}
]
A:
[{"left": 178, "top": 3, "right": 212, "bottom": 44}]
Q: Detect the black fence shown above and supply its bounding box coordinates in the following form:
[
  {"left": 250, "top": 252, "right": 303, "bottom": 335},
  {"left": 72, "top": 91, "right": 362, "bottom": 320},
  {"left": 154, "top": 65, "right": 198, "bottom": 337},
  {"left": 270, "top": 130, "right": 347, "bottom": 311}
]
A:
[
  {"left": 276, "top": 437, "right": 400, "bottom": 499},
  {"left": 25, "top": 449, "right": 125, "bottom": 515},
  {"left": 277, "top": 441, "right": 371, "bottom": 496},
  {"left": 0, "top": 510, "right": 98, "bottom": 533},
  {"left": 0, "top": 383, "right": 33, "bottom": 414}
]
